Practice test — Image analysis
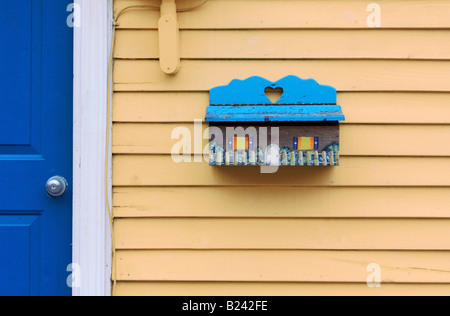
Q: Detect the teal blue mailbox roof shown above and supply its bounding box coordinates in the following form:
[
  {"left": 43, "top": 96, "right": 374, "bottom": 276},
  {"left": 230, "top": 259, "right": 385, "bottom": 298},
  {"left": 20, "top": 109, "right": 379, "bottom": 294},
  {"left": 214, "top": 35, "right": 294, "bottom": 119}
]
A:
[{"left": 205, "top": 76, "right": 345, "bottom": 123}]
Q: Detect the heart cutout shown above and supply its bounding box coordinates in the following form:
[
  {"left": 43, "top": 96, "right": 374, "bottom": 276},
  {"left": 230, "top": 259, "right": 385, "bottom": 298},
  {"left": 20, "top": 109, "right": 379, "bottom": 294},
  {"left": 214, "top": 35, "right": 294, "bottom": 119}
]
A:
[{"left": 264, "top": 87, "right": 284, "bottom": 104}]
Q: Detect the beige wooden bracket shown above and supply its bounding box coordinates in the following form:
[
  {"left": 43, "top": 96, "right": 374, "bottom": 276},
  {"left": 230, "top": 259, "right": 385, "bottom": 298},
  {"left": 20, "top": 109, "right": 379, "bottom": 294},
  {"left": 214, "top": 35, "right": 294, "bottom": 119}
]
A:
[{"left": 159, "top": 0, "right": 181, "bottom": 74}]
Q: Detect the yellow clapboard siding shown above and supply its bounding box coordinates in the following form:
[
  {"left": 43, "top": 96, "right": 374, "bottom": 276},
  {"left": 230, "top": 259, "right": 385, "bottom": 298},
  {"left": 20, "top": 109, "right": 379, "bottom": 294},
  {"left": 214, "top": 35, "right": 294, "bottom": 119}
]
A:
[
  {"left": 113, "top": 187, "right": 450, "bottom": 218},
  {"left": 112, "top": 0, "right": 450, "bottom": 296},
  {"left": 112, "top": 123, "right": 450, "bottom": 157},
  {"left": 115, "top": 218, "right": 450, "bottom": 250},
  {"left": 115, "top": 282, "right": 450, "bottom": 296},
  {"left": 113, "top": 155, "right": 450, "bottom": 187},
  {"left": 116, "top": 250, "right": 450, "bottom": 283},
  {"left": 113, "top": 60, "right": 450, "bottom": 92},
  {"left": 115, "top": 29, "right": 450, "bottom": 60},
  {"left": 113, "top": 92, "right": 450, "bottom": 124},
  {"left": 114, "top": 0, "right": 450, "bottom": 29}
]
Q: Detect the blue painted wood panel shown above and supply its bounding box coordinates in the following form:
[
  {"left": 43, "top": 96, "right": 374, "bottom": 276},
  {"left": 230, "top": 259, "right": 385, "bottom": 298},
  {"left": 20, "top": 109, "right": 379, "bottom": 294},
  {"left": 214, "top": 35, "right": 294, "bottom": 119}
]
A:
[
  {"left": 0, "top": 216, "right": 40, "bottom": 296},
  {"left": 210, "top": 76, "right": 337, "bottom": 105},
  {"left": 206, "top": 105, "right": 345, "bottom": 122},
  {"left": 0, "top": 0, "right": 73, "bottom": 296},
  {"left": 207, "top": 76, "right": 345, "bottom": 123},
  {"left": 0, "top": 2, "right": 32, "bottom": 146}
]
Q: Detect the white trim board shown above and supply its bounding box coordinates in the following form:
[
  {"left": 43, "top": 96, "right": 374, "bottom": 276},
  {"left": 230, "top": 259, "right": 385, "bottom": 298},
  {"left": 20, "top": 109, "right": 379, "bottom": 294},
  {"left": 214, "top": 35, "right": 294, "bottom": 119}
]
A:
[{"left": 73, "top": 0, "right": 112, "bottom": 296}]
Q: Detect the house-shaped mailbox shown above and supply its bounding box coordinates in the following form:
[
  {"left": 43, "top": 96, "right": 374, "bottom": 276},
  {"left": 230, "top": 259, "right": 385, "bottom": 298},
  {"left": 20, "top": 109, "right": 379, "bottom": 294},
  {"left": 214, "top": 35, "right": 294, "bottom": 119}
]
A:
[{"left": 205, "top": 76, "right": 345, "bottom": 166}]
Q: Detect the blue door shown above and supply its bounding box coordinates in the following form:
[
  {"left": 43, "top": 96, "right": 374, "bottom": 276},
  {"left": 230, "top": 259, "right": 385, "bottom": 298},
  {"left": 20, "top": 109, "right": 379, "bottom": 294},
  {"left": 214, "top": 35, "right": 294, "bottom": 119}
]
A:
[{"left": 0, "top": 0, "right": 73, "bottom": 296}]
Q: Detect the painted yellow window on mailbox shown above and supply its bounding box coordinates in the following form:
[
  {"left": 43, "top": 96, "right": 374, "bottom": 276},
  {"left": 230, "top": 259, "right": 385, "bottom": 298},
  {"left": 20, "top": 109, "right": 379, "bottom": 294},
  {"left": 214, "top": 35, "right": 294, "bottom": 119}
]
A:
[{"left": 205, "top": 76, "right": 345, "bottom": 166}]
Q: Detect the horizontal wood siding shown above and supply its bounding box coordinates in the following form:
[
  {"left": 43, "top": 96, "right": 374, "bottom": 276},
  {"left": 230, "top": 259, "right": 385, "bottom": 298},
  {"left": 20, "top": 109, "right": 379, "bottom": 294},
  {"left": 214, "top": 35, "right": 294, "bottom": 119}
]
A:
[
  {"left": 113, "top": 187, "right": 450, "bottom": 218},
  {"left": 116, "top": 250, "right": 450, "bottom": 283},
  {"left": 112, "top": 0, "right": 450, "bottom": 296},
  {"left": 115, "top": 30, "right": 450, "bottom": 60},
  {"left": 113, "top": 123, "right": 450, "bottom": 156},
  {"left": 113, "top": 156, "right": 450, "bottom": 187},
  {"left": 115, "top": 218, "right": 450, "bottom": 250},
  {"left": 113, "top": 92, "right": 450, "bottom": 124},
  {"left": 116, "top": 282, "right": 450, "bottom": 296},
  {"left": 115, "top": 0, "right": 450, "bottom": 29},
  {"left": 114, "top": 60, "right": 450, "bottom": 92}
]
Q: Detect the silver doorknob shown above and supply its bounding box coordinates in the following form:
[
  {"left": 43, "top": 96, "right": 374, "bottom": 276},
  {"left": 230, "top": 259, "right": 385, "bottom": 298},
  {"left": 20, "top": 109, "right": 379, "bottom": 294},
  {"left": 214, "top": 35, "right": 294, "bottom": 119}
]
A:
[{"left": 46, "top": 176, "right": 68, "bottom": 198}]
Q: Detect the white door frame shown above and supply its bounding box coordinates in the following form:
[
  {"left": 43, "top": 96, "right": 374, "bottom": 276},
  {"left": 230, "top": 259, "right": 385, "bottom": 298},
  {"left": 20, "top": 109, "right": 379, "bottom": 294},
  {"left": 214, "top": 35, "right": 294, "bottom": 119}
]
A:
[{"left": 73, "top": 0, "right": 113, "bottom": 296}]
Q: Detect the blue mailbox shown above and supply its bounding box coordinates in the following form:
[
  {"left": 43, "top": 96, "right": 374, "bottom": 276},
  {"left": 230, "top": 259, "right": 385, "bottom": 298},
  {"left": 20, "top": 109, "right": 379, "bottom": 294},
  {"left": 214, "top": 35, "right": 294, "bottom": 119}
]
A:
[{"left": 205, "top": 76, "right": 345, "bottom": 167}]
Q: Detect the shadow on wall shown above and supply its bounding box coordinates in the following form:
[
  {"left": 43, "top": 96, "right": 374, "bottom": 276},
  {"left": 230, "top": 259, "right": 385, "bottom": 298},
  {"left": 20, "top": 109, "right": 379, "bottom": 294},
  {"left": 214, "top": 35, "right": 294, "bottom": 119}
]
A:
[{"left": 211, "top": 164, "right": 335, "bottom": 184}]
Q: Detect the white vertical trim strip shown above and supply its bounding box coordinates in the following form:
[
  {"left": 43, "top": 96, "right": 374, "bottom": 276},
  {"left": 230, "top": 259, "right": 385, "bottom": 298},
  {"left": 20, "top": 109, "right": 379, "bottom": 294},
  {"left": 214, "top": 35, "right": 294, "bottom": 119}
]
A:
[
  {"left": 73, "top": 0, "right": 112, "bottom": 296},
  {"left": 105, "top": 0, "right": 113, "bottom": 297}
]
